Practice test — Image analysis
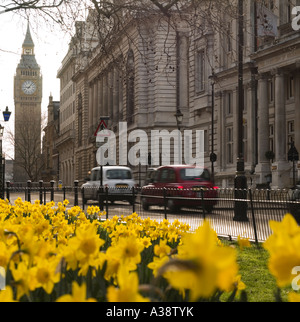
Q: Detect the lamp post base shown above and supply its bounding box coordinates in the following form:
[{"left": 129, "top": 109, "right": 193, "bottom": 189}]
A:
[{"left": 233, "top": 158, "right": 248, "bottom": 222}]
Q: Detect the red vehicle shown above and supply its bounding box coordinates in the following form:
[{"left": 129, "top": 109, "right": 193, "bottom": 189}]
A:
[{"left": 141, "top": 165, "right": 218, "bottom": 213}]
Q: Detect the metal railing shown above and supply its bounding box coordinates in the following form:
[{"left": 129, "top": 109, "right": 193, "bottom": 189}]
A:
[{"left": 3, "top": 181, "right": 300, "bottom": 243}]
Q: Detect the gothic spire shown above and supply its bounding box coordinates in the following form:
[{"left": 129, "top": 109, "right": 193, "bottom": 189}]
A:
[{"left": 22, "top": 21, "right": 34, "bottom": 48}]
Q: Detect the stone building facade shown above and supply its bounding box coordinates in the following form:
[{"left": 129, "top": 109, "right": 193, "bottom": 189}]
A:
[
  {"left": 70, "top": 10, "right": 193, "bottom": 185},
  {"left": 56, "top": 44, "right": 77, "bottom": 186},
  {"left": 212, "top": 0, "right": 300, "bottom": 188},
  {"left": 42, "top": 95, "right": 60, "bottom": 182},
  {"left": 54, "top": 1, "right": 300, "bottom": 188}
]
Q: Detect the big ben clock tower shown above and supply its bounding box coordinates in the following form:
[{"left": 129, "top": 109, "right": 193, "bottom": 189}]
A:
[{"left": 14, "top": 23, "right": 43, "bottom": 182}]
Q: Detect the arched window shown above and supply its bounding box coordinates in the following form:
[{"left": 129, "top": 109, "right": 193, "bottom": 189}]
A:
[{"left": 126, "top": 49, "right": 135, "bottom": 125}]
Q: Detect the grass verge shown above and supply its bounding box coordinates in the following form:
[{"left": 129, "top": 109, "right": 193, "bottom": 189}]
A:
[{"left": 221, "top": 241, "right": 292, "bottom": 302}]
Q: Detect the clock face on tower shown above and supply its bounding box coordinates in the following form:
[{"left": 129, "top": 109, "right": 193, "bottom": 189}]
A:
[{"left": 22, "top": 80, "right": 36, "bottom": 95}]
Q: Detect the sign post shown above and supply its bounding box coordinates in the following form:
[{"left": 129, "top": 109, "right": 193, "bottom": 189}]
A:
[{"left": 95, "top": 117, "right": 110, "bottom": 210}]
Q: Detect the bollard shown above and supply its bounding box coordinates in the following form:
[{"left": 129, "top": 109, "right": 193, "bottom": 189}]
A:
[
  {"left": 74, "top": 180, "right": 79, "bottom": 206},
  {"left": 81, "top": 187, "right": 85, "bottom": 210},
  {"left": 163, "top": 188, "right": 167, "bottom": 220},
  {"left": 132, "top": 187, "right": 135, "bottom": 213},
  {"left": 44, "top": 187, "right": 46, "bottom": 205},
  {"left": 6, "top": 181, "right": 10, "bottom": 202},
  {"left": 39, "top": 180, "right": 43, "bottom": 204},
  {"left": 50, "top": 180, "right": 55, "bottom": 202},
  {"left": 105, "top": 186, "right": 109, "bottom": 220},
  {"left": 98, "top": 186, "right": 104, "bottom": 211},
  {"left": 201, "top": 189, "right": 206, "bottom": 220},
  {"left": 27, "top": 180, "right": 31, "bottom": 203}
]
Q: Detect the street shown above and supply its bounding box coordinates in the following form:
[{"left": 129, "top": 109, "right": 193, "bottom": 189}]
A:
[{"left": 5, "top": 190, "right": 291, "bottom": 243}]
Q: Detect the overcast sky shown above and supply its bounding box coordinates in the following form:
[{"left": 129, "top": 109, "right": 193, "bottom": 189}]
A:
[{"left": 0, "top": 12, "right": 71, "bottom": 158}]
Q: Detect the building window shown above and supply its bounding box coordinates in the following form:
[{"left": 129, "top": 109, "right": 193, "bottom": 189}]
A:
[
  {"left": 287, "top": 76, "right": 294, "bottom": 100},
  {"left": 226, "top": 127, "right": 234, "bottom": 164},
  {"left": 268, "top": 79, "right": 274, "bottom": 103},
  {"left": 287, "top": 120, "right": 295, "bottom": 150},
  {"left": 225, "top": 92, "right": 233, "bottom": 115},
  {"left": 204, "top": 129, "right": 208, "bottom": 153},
  {"left": 195, "top": 49, "right": 205, "bottom": 93}
]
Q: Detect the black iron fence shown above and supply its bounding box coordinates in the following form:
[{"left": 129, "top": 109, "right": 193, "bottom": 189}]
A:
[{"left": 3, "top": 181, "right": 300, "bottom": 243}]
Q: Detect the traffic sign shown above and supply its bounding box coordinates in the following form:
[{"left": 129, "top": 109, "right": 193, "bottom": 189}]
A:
[{"left": 94, "top": 117, "right": 110, "bottom": 137}]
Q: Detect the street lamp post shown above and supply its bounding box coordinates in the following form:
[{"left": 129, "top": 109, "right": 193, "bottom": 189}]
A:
[
  {"left": 97, "top": 116, "right": 110, "bottom": 210},
  {"left": 209, "top": 72, "right": 217, "bottom": 182},
  {"left": 0, "top": 124, "right": 4, "bottom": 200},
  {"left": 174, "top": 109, "right": 183, "bottom": 164},
  {"left": 0, "top": 106, "right": 11, "bottom": 200},
  {"left": 233, "top": 0, "right": 248, "bottom": 222}
]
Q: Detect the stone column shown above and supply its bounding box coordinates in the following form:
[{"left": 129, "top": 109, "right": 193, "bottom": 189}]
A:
[
  {"left": 99, "top": 76, "right": 103, "bottom": 118},
  {"left": 103, "top": 74, "right": 108, "bottom": 116},
  {"left": 108, "top": 70, "right": 113, "bottom": 121},
  {"left": 215, "top": 90, "right": 224, "bottom": 187},
  {"left": 93, "top": 81, "right": 98, "bottom": 128},
  {"left": 246, "top": 75, "right": 257, "bottom": 172},
  {"left": 94, "top": 79, "right": 99, "bottom": 125},
  {"left": 88, "top": 84, "right": 94, "bottom": 131},
  {"left": 256, "top": 73, "right": 270, "bottom": 184},
  {"left": 177, "top": 32, "right": 188, "bottom": 112},
  {"left": 294, "top": 69, "right": 300, "bottom": 181},
  {"left": 272, "top": 70, "right": 290, "bottom": 188},
  {"left": 88, "top": 84, "right": 93, "bottom": 131},
  {"left": 119, "top": 70, "right": 123, "bottom": 120},
  {"left": 113, "top": 67, "right": 119, "bottom": 122}
]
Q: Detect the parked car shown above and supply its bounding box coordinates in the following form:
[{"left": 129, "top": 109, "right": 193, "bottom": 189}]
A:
[
  {"left": 141, "top": 165, "right": 218, "bottom": 213},
  {"left": 81, "top": 166, "right": 136, "bottom": 205}
]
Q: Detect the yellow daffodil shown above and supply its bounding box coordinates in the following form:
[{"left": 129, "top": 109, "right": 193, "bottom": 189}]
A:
[
  {"left": 11, "top": 261, "right": 35, "bottom": 300},
  {"left": 160, "top": 221, "right": 239, "bottom": 300},
  {"left": 107, "top": 265, "right": 149, "bottom": 302},
  {"left": 237, "top": 235, "right": 251, "bottom": 251},
  {"left": 140, "top": 236, "right": 152, "bottom": 248},
  {"left": 106, "top": 235, "right": 144, "bottom": 271},
  {"left": 154, "top": 239, "right": 171, "bottom": 258},
  {"left": 103, "top": 253, "right": 121, "bottom": 282},
  {"left": 0, "top": 198, "right": 248, "bottom": 302},
  {"left": 56, "top": 282, "right": 97, "bottom": 302},
  {"left": 66, "top": 225, "right": 105, "bottom": 275},
  {"left": 31, "top": 258, "right": 60, "bottom": 294},
  {"left": 264, "top": 214, "right": 300, "bottom": 287},
  {"left": 70, "top": 225, "right": 104, "bottom": 256},
  {"left": 0, "top": 286, "right": 17, "bottom": 302}
]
